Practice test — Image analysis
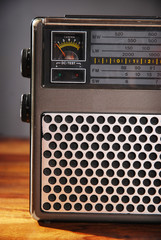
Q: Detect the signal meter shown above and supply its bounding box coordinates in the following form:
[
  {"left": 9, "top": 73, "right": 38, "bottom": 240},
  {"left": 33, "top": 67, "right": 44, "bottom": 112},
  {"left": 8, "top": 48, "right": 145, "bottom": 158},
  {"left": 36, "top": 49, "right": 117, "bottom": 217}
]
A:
[{"left": 21, "top": 16, "right": 161, "bottom": 222}]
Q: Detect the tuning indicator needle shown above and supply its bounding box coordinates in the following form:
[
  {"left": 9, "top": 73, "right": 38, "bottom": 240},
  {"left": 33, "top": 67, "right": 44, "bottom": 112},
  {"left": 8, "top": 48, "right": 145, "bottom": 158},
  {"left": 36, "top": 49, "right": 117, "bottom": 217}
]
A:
[{"left": 55, "top": 43, "right": 66, "bottom": 57}]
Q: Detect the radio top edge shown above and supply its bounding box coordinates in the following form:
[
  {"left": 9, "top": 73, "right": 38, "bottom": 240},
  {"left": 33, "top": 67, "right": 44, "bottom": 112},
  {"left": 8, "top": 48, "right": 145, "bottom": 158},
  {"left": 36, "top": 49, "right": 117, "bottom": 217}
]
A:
[
  {"left": 64, "top": 15, "right": 161, "bottom": 19},
  {"left": 38, "top": 15, "right": 161, "bottom": 26}
]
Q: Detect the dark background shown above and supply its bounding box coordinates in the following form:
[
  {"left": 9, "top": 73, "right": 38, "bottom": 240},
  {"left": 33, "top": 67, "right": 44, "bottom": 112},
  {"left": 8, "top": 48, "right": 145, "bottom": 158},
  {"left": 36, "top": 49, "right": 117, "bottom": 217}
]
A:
[{"left": 1, "top": 0, "right": 161, "bottom": 138}]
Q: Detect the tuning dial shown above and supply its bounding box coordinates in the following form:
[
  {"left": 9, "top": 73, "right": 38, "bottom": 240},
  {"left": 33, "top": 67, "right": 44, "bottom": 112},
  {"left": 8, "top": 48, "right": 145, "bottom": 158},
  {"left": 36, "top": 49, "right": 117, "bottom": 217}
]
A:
[
  {"left": 21, "top": 48, "right": 31, "bottom": 78},
  {"left": 21, "top": 94, "right": 31, "bottom": 123}
]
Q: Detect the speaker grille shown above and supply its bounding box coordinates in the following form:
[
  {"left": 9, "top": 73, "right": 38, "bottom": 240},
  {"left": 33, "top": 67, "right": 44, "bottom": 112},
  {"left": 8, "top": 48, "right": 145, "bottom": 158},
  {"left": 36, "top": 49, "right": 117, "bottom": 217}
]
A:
[{"left": 41, "top": 113, "right": 161, "bottom": 214}]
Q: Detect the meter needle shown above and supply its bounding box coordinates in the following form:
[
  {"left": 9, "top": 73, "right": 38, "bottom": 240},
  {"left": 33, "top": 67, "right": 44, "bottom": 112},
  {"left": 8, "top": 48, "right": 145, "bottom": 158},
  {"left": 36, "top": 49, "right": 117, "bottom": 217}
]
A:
[{"left": 55, "top": 43, "right": 66, "bottom": 58}]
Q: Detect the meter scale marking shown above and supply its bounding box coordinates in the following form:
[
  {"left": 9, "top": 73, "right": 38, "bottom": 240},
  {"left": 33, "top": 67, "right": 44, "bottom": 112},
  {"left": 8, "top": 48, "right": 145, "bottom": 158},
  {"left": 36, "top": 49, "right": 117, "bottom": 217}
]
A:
[
  {"left": 91, "top": 45, "right": 161, "bottom": 58},
  {"left": 56, "top": 42, "right": 80, "bottom": 50},
  {"left": 91, "top": 30, "right": 161, "bottom": 45},
  {"left": 52, "top": 31, "right": 86, "bottom": 61},
  {"left": 54, "top": 41, "right": 81, "bottom": 60},
  {"left": 101, "top": 36, "right": 161, "bottom": 39},
  {"left": 91, "top": 64, "right": 161, "bottom": 80},
  {"left": 101, "top": 50, "right": 161, "bottom": 52},
  {"left": 92, "top": 57, "right": 161, "bottom": 65}
]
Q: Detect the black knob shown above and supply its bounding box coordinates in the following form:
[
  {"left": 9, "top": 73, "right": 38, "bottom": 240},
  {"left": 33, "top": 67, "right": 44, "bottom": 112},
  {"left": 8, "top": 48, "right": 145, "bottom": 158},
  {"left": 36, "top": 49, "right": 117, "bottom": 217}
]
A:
[
  {"left": 21, "top": 94, "right": 31, "bottom": 123},
  {"left": 21, "top": 48, "right": 31, "bottom": 78}
]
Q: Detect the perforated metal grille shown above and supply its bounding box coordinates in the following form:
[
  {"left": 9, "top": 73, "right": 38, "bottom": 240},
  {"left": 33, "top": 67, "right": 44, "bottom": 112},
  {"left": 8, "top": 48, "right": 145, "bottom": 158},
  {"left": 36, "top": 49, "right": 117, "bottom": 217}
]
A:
[{"left": 41, "top": 113, "right": 161, "bottom": 214}]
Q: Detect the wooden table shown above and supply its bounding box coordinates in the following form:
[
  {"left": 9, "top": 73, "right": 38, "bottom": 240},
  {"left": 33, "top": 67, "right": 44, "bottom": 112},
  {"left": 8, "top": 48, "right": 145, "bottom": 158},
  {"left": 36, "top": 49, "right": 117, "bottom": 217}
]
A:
[{"left": 0, "top": 139, "right": 161, "bottom": 240}]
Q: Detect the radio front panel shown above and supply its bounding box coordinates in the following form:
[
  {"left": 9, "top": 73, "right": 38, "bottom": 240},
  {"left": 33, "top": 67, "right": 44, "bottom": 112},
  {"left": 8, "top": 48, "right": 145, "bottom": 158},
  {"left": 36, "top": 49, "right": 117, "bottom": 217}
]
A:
[
  {"left": 20, "top": 16, "right": 161, "bottom": 222},
  {"left": 43, "top": 24, "right": 161, "bottom": 89}
]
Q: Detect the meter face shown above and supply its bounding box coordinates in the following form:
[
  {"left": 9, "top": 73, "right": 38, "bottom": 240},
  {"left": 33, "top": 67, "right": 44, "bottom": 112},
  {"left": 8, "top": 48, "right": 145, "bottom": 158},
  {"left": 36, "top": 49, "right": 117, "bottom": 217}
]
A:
[{"left": 51, "top": 31, "right": 86, "bottom": 61}]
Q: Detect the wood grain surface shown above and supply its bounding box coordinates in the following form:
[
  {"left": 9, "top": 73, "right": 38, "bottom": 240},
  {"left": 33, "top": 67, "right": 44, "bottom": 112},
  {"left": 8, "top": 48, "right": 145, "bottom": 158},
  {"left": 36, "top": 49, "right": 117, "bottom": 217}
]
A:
[{"left": 0, "top": 138, "right": 161, "bottom": 240}]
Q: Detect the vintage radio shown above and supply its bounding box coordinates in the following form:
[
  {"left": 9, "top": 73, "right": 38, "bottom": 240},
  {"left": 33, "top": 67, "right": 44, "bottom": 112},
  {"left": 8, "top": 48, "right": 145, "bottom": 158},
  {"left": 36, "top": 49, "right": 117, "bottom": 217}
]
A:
[{"left": 21, "top": 16, "right": 161, "bottom": 222}]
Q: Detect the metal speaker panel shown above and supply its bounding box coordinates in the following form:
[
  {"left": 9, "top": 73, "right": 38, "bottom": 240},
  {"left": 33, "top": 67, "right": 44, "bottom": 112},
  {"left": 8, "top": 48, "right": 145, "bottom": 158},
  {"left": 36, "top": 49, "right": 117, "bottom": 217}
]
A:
[{"left": 41, "top": 113, "right": 161, "bottom": 214}]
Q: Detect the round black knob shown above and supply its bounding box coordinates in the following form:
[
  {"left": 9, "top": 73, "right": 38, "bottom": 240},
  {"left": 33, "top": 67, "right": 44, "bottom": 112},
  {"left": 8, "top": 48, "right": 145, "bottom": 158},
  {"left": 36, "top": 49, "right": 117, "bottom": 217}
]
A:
[
  {"left": 21, "top": 94, "right": 31, "bottom": 123},
  {"left": 21, "top": 48, "right": 31, "bottom": 78}
]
